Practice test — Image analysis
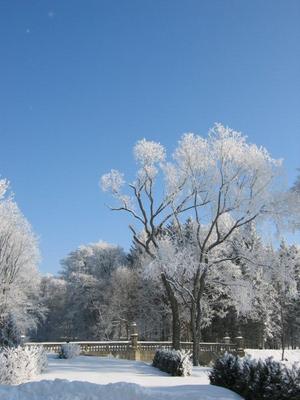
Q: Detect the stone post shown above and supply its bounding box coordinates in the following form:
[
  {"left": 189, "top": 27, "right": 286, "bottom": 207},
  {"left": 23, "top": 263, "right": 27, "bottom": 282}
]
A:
[
  {"left": 235, "top": 331, "right": 245, "bottom": 357},
  {"left": 223, "top": 333, "right": 231, "bottom": 345},
  {"left": 129, "top": 322, "right": 140, "bottom": 361}
]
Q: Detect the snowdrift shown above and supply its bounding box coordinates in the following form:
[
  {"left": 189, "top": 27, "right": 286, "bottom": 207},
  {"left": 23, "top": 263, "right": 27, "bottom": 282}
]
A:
[{"left": 0, "top": 379, "right": 243, "bottom": 400}]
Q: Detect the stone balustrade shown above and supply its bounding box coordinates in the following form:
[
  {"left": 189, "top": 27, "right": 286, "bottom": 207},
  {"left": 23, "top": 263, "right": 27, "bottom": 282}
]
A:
[{"left": 25, "top": 323, "right": 244, "bottom": 363}]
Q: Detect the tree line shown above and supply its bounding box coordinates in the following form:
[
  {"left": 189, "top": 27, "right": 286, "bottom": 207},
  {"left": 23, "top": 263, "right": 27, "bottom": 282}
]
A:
[{"left": 1, "top": 125, "right": 300, "bottom": 367}]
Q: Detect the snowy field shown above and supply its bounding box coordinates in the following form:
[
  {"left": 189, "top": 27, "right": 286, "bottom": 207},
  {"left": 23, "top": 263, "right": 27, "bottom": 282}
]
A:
[
  {"left": 1, "top": 351, "right": 299, "bottom": 400},
  {"left": 245, "top": 349, "right": 300, "bottom": 368},
  {"left": 0, "top": 355, "right": 243, "bottom": 400}
]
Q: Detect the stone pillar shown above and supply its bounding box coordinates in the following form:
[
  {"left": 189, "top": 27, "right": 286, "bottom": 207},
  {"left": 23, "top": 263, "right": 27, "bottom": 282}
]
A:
[
  {"left": 223, "top": 333, "right": 231, "bottom": 345},
  {"left": 235, "top": 331, "right": 245, "bottom": 357},
  {"left": 129, "top": 322, "right": 140, "bottom": 361}
]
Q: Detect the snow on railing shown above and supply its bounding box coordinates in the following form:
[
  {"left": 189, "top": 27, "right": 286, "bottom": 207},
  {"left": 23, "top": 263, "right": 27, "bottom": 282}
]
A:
[
  {"left": 25, "top": 340, "right": 240, "bottom": 362},
  {"left": 25, "top": 323, "right": 244, "bottom": 362}
]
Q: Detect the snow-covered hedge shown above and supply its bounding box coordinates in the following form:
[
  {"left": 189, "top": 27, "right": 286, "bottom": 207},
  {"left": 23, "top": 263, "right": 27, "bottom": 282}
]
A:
[
  {"left": 209, "top": 352, "right": 300, "bottom": 400},
  {"left": 58, "top": 343, "right": 81, "bottom": 359},
  {"left": 152, "top": 349, "right": 192, "bottom": 376},
  {"left": 0, "top": 345, "right": 48, "bottom": 384}
]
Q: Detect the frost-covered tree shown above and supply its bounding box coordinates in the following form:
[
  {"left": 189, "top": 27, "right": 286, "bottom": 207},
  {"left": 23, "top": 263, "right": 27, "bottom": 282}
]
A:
[
  {"left": 147, "top": 219, "right": 255, "bottom": 364},
  {"left": 289, "top": 169, "right": 300, "bottom": 230},
  {"left": 229, "top": 229, "right": 300, "bottom": 353},
  {"left": 101, "top": 138, "right": 189, "bottom": 348},
  {"left": 35, "top": 276, "right": 68, "bottom": 341},
  {"left": 270, "top": 241, "right": 300, "bottom": 359},
  {"left": 60, "top": 241, "right": 126, "bottom": 280},
  {"left": 167, "top": 126, "right": 287, "bottom": 362},
  {"left": 59, "top": 241, "right": 127, "bottom": 339},
  {"left": 101, "top": 124, "right": 286, "bottom": 356},
  {"left": 228, "top": 225, "right": 276, "bottom": 347},
  {"left": 0, "top": 179, "right": 9, "bottom": 200},
  {"left": 107, "top": 265, "right": 170, "bottom": 340},
  {"left": 235, "top": 237, "right": 300, "bottom": 353},
  {"left": 37, "top": 246, "right": 171, "bottom": 342},
  {"left": 292, "top": 169, "right": 300, "bottom": 194},
  {"left": 0, "top": 181, "right": 41, "bottom": 345}
]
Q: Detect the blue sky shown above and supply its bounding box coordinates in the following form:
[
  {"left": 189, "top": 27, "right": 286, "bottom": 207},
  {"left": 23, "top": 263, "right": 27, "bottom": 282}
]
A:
[{"left": 0, "top": 0, "right": 299, "bottom": 274}]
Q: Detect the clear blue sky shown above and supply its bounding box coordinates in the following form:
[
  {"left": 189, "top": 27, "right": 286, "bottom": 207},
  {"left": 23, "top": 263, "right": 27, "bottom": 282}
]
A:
[{"left": 0, "top": 0, "right": 299, "bottom": 274}]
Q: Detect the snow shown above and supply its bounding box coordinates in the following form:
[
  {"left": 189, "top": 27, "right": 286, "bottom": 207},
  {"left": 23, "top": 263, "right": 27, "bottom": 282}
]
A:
[
  {"left": 245, "top": 349, "right": 300, "bottom": 369},
  {"left": 0, "top": 379, "right": 242, "bottom": 400},
  {"left": 0, "top": 355, "right": 243, "bottom": 399},
  {"left": 33, "top": 354, "right": 209, "bottom": 386}
]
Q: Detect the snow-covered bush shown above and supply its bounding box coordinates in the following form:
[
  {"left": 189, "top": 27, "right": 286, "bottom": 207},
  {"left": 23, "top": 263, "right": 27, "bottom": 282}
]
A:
[
  {"left": 152, "top": 349, "right": 192, "bottom": 376},
  {"left": 58, "top": 343, "right": 81, "bottom": 359},
  {"left": 0, "top": 313, "right": 21, "bottom": 347},
  {"left": 209, "top": 352, "right": 245, "bottom": 393},
  {"left": 209, "top": 352, "right": 300, "bottom": 400},
  {"left": 0, "top": 345, "right": 48, "bottom": 384}
]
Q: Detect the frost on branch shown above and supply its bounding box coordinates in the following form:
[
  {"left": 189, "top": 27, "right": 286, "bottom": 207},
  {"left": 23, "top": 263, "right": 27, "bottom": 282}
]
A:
[
  {"left": 134, "top": 138, "right": 166, "bottom": 166},
  {"left": 174, "top": 133, "right": 212, "bottom": 177},
  {"left": 134, "top": 139, "right": 166, "bottom": 183},
  {"left": 0, "top": 196, "right": 41, "bottom": 340},
  {"left": 172, "top": 123, "right": 283, "bottom": 222},
  {"left": 230, "top": 280, "right": 254, "bottom": 315},
  {"left": 100, "top": 124, "right": 287, "bottom": 260},
  {"left": 0, "top": 345, "right": 47, "bottom": 384},
  {"left": 0, "top": 313, "right": 21, "bottom": 347},
  {"left": 99, "top": 125, "right": 296, "bottom": 361},
  {"left": 0, "top": 178, "right": 9, "bottom": 199},
  {"left": 100, "top": 169, "right": 125, "bottom": 194},
  {"left": 56, "top": 241, "right": 127, "bottom": 340}
]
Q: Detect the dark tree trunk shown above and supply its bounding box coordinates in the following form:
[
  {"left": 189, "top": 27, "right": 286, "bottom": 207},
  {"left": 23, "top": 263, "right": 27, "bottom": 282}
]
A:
[
  {"left": 191, "top": 263, "right": 206, "bottom": 366},
  {"left": 191, "top": 304, "right": 200, "bottom": 366},
  {"left": 161, "top": 273, "right": 181, "bottom": 350},
  {"left": 190, "top": 303, "right": 203, "bottom": 366},
  {"left": 280, "top": 304, "right": 285, "bottom": 361}
]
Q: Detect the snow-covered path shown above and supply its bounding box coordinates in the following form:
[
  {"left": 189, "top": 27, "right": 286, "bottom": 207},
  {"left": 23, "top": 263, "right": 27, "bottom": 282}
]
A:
[
  {"left": 0, "top": 355, "right": 243, "bottom": 399},
  {"left": 33, "top": 354, "right": 212, "bottom": 387}
]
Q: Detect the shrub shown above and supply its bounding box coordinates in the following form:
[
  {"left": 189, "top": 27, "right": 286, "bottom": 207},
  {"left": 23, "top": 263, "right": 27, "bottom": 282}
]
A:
[
  {"left": 152, "top": 349, "right": 192, "bottom": 376},
  {"left": 0, "top": 345, "right": 48, "bottom": 384},
  {"left": 209, "top": 352, "right": 300, "bottom": 400},
  {"left": 58, "top": 343, "right": 81, "bottom": 359},
  {"left": 209, "top": 351, "right": 245, "bottom": 393},
  {"left": 0, "top": 314, "right": 21, "bottom": 347}
]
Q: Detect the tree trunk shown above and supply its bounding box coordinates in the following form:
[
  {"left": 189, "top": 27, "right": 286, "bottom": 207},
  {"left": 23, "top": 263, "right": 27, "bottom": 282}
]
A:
[
  {"left": 281, "top": 335, "right": 285, "bottom": 361},
  {"left": 191, "top": 266, "right": 206, "bottom": 366},
  {"left": 161, "top": 273, "right": 181, "bottom": 350},
  {"left": 280, "top": 306, "right": 285, "bottom": 361},
  {"left": 191, "top": 303, "right": 200, "bottom": 366}
]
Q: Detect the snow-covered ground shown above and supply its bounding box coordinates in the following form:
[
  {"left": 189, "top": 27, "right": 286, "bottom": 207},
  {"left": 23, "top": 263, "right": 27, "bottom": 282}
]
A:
[
  {"left": 245, "top": 349, "right": 300, "bottom": 369},
  {"left": 33, "top": 354, "right": 211, "bottom": 387},
  {"left": 1, "top": 350, "right": 300, "bottom": 399},
  {"left": 0, "top": 355, "right": 243, "bottom": 400}
]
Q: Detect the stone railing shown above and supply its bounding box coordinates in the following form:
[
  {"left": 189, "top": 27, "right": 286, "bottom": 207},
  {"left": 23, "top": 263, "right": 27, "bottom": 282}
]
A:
[{"left": 26, "top": 323, "right": 244, "bottom": 363}]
